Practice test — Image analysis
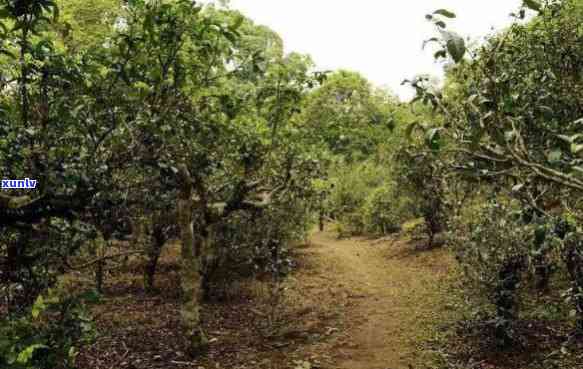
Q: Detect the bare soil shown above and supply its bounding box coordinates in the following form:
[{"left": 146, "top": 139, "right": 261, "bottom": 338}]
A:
[
  {"left": 306, "top": 231, "right": 453, "bottom": 369},
  {"left": 76, "top": 229, "right": 454, "bottom": 369}
]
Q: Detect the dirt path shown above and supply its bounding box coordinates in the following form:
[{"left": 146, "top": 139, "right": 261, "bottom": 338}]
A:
[
  {"left": 76, "top": 230, "right": 453, "bottom": 369},
  {"left": 305, "top": 230, "right": 453, "bottom": 369}
]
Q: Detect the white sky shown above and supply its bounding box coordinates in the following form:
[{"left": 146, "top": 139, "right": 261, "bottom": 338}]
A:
[{"left": 224, "top": 0, "right": 523, "bottom": 100}]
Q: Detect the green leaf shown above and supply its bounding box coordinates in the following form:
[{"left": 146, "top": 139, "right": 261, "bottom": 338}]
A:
[
  {"left": 571, "top": 143, "right": 583, "bottom": 155},
  {"left": 0, "top": 8, "right": 11, "bottom": 19},
  {"left": 572, "top": 166, "right": 583, "bottom": 176},
  {"left": 444, "top": 32, "right": 466, "bottom": 63},
  {"left": 79, "top": 289, "right": 101, "bottom": 304},
  {"left": 31, "top": 295, "right": 46, "bottom": 319},
  {"left": 12, "top": 21, "right": 24, "bottom": 32},
  {"left": 425, "top": 128, "right": 442, "bottom": 151},
  {"left": 435, "top": 20, "right": 447, "bottom": 29},
  {"left": 68, "top": 346, "right": 78, "bottom": 360},
  {"left": 433, "top": 9, "right": 456, "bottom": 18},
  {"left": 231, "top": 14, "right": 244, "bottom": 30},
  {"left": 224, "top": 31, "right": 238, "bottom": 44},
  {"left": 127, "top": 0, "right": 145, "bottom": 8},
  {"left": 512, "top": 183, "right": 524, "bottom": 192},
  {"left": 523, "top": 0, "right": 542, "bottom": 12},
  {"left": 405, "top": 121, "right": 423, "bottom": 140},
  {"left": 558, "top": 134, "right": 574, "bottom": 143},
  {"left": 17, "top": 344, "right": 48, "bottom": 364},
  {"left": 422, "top": 37, "right": 440, "bottom": 50},
  {"left": 470, "top": 127, "right": 485, "bottom": 149},
  {"left": 434, "top": 50, "right": 447, "bottom": 59},
  {"left": 534, "top": 225, "right": 547, "bottom": 245},
  {"left": 0, "top": 49, "right": 15, "bottom": 59},
  {"left": 548, "top": 150, "right": 562, "bottom": 163}
]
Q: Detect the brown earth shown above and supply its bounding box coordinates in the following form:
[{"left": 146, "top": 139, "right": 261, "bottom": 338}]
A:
[
  {"left": 76, "top": 229, "right": 453, "bottom": 369},
  {"left": 306, "top": 231, "right": 453, "bottom": 369}
]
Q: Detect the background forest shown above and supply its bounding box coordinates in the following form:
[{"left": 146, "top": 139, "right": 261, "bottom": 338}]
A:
[{"left": 1, "top": 0, "right": 583, "bottom": 368}]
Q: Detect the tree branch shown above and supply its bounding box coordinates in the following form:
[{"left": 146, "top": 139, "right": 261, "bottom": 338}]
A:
[
  {"left": 66, "top": 250, "right": 146, "bottom": 270},
  {"left": 0, "top": 188, "right": 96, "bottom": 227}
]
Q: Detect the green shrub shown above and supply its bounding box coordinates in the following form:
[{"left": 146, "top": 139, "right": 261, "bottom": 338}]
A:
[
  {"left": 394, "top": 147, "right": 448, "bottom": 247},
  {"left": 448, "top": 200, "right": 532, "bottom": 347},
  {"left": 362, "top": 183, "right": 413, "bottom": 236},
  {"left": 0, "top": 286, "right": 95, "bottom": 369},
  {"left": 326, "top": 161, "right": 406, "bottom": 236},
  {"left": 326, "top": 163, "right": 381, "bottom": 218},
  {"left": 202, "top": 194, "right": 313, "bottom": 299}
]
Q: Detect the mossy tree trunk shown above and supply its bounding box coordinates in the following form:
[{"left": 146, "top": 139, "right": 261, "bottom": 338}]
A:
[
  {"left": 90, "top": 234, "right": 107, "bottom": 294},
  {"left": 201, "top": 225, "right": 218, "bottom": 301},
  {"left": 177, "top": 165, "right": 208, "bottom": 357},
  {"left": 175, "top": 163, "right": 282, "bottom": 355}
]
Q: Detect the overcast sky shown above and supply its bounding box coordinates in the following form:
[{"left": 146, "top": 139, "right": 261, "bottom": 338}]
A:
[{"left": 224, "top": 0, "right": 523, "bottom": 100}]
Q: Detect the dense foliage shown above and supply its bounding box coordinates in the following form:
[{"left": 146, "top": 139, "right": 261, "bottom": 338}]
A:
[
  {"left": 406, "top": 0, "right": 583, "bottom": 365},
  {"left": 0, "top": 0, "right": 329, "bottom": 364}
]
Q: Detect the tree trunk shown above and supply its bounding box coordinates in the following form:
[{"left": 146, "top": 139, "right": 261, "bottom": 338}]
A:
[
  {"left": 144, "top": 232, "right": 164, "bottom": 293},
  {"left": 177, "top": 169, "right": 208, "bottom": 356},
  {"left": 95, "top": 260, "right": 104, "bottom": 294},
  {"left": 201, "top": 225, "right": 217, "bottom": 302},
  {"left": 534, "top": 254, "right": 551, "bottom": 291},
  {"left": 126, "top": 217, "right": 145, "bottom": 268},
  {"left": 91, "top": 235, "right": 106, "bottom": 294},
  {"left": 564, "top": 234, "right": 583, "bottom": 334}
]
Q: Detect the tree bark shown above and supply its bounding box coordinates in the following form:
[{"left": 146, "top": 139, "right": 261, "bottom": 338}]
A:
[
  {"left": 177, "top": 166, "right": 208, "bottom": 356},
  {"left": 564, "top": 234, "right": 583, "bottom": 334},
  {"left": 201, "top": 225, "right": 217, "bottom": 302},
  {"left": 90, "top": 235, "right": 106, "bottom": 294},
  {"left": 144, "top": 214, "right": 171, "bottom": 292},
  {"left": 144, "top": 237, "right": 163, "bottom": 293}
]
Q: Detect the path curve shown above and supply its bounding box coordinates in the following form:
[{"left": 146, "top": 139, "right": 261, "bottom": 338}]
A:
[{"left": 307, "top": 230, "right": 452, "bottom": 369}]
